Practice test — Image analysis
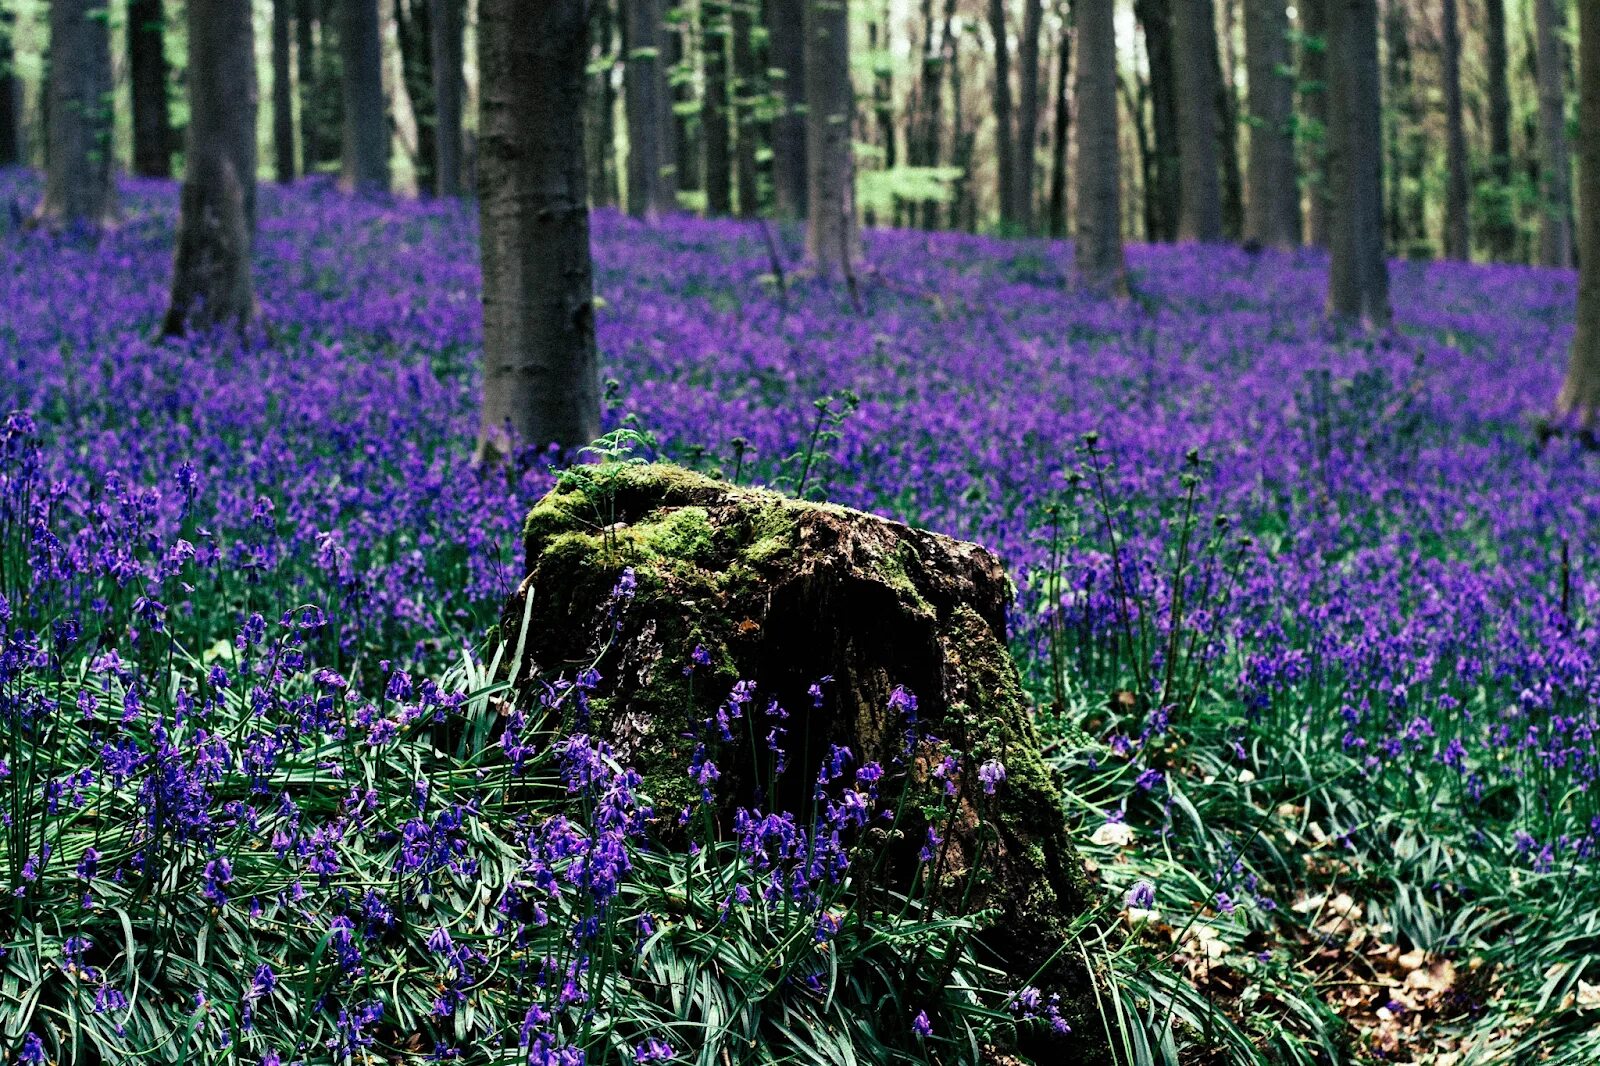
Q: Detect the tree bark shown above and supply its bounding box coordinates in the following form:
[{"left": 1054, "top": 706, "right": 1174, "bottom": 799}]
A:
[
  {"left": 1172, "top": 0, "right": 1223, "bottom": 241},
  {"left": 432, "top": 0, "right": 466, "bottom": 196},
  {"left": 38, "top": 0, "right": 116, "bottom": 227},
  {"left": 703, "top": 1, "right": 734, "bottom": 214},
  {"left": 1534, "top": 0, "right": 1573, "bottom": 268},
  {"left": 477, "top": 0, "right": 602, "bottom": 459},
  {"left": 1217, "top": 0, "right": 1243, "bottom": 239},
  {"left": 128, "top": 0, "right": 173, "bottom": 179},
  {"left": 668, "top": 7, "right": 699, "bottom": 192},
  {"left": 0, "top": 7, "right": 20, "bottom": 167},
  {"left": 1300, "top": 0, "right": 1329, "bottom": 245},
  {"left": 1015, "top": 0, "right": 1044, "bottom": 231},
  {"left": 163, "top": 0, "right": 258, "bottom": 336},
  {"left": 297, "top": 0, "right": 325, "bottom": 172},
  {"left": 625, "top": 0, "right": 678, "bottom": 218},
  {"left": 1557, "top": 0, "right": 1600, "bottom": 424},
  {"left": 1441, "top": 0, "right": 1470, "bottom": 261},
  {"left": 988, "top": 0, "right": 1017, "bottom": 230},
  {"left": 1382, "top": 0, "right": 1424, "bottom": 253},
  {"left": 1324, "top": 0, "right": 1388, "bottom": 326},
  {"left": 341, "top": 0, "right": 390, "bottom": 193},
  {"left": 1244, "top": 0, "right": 1297, "bottom": 246},
  {"left": 769, "top": 0, "right": 810, "bottom": 218},
  {"left": 804, "top": 0, "right": 859, "bottom": 273},
  {"left": 1075, "top": 0, "right": 1125, "bottom": 293},
  {"left": 732, "top": 0, "right": 761, "bottom": 216},
  {"left": 1484, "top": 0, "right": 1515, "bottom": 259},
  {"left": 588, "top": 0, "right": 620, "bottom": 207},
  {"left": 1047, "top": 14, "right": 1071, "bottom": 239},
  {"left": 273, "top": 0, "right": 297, "bottom": 183},
  {"left": 1136, "top": 0, "right": 1181, "bottom": 241},
  {"left": 396, "top": 0, "right": 437, "bottom": 194}
]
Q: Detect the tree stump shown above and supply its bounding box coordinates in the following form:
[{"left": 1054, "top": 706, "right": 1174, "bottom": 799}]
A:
[{"left": 502, "top": 463, "right": 1104, "bottom": 1050}]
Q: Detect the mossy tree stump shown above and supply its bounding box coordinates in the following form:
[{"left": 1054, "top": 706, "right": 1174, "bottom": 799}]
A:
[{"left": 502, "top": 463, "right": 1105, "bottom": 1049}]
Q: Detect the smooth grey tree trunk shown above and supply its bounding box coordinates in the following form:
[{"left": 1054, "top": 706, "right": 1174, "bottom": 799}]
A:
[
  {"left": 1556, "top": 0, "right": 1600, "bottom": 423},
  {"left": 1216, "top": 0, "right": 1243, "bottom": 239},
  {"left": 341, "top": 0, "right": 390, "bottom": 193},
  {"left": 703, "top": 1, "right": 733, "bottom": 215},
  {"left": 1535, "top": 0, "right": 1573, "bottom": 268},
  {"left": 732, "top": 0, "right": 760, "bottom": 216},
  {"left": 477, "top": 0, "right": 601, "bottom": 459},
  {"left": 432, "top": 0, "right": 465, "bottom": 197},
  {"left": 1441, "top": 0, "right": 1470, "bottom": 261},
  {"left": 1074, "top": 0, "right": 1125, "bottom": 293},
  {"left": 129, "top": 0, "right": 173, "bottom": 178},
  {"left": 1015, "top": 0, "right": 1044, "bottom": 231},
  {"left": 1244, "top": 0, "right": 1297, "bottom": 246},
  {"left": 1484, "top": 0, "right": 1515, "bottom": 259},
  {"left": 1136, "top": 0, "right": 1181, "bottom": 241},
  {"left": 1047, "top": 15, "right": 1070, "bottom": 239},
  {"left": 273, "top": 0, "right": 296, "bottom": 183},
  {"left": 625, "top": 0, "right": 677, "bottom": 218},
  {"left": 1172, "top": 0, "right": 1223, "bottom": 241},
  {"left": 163, "top": 0, "right": 258, "bottom": 336},
  {"left": 0, "top": 7, "right": 19, "bottom": 166},
  {"left": 296, "top": 0, "right": 323, "bottom": 171},
  {"left": 769, "top": 0, "right": 809, "bottom": 219},
  {"left": 804, "top": 0, "right": 859, "bottom": 274},
  {"left": 1301, "top": 0, "right": 1329, "bottom": 245},
  {"left": 1324, "top": 0, "right": 1388, "bottom": 326},
  {"left": 988, "top": 0, "right": 1016, "bottom": 230},
  {"left": 38, "top": 0, "right": 116, "bottom": 227}
]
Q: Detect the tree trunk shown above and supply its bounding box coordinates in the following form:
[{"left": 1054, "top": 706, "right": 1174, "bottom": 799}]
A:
[
  {"left": 1075, "top": 0, "right": 1125, "bottom": 293},
  {"left": 1441, "top": 0, "right": 1470, "bottom": 261},
  {"left": 1244, "top": 0, "right": 1297, "bottom": 246},
  {"left": 588, "top": 0, "right": 620, "bottom": 207},
  {"left": 397, "top": 0, "right": 437, "bottom": 194},
  {"left": 163, "top": 0, "right": 258, "bottom": 336},
  {"left": 804, "top": 0, "right": 859, "bottom": 273},
  {"left": 432, "top": 0, "right": 466, "bottom": 196},
  {"left": 988, "top": 0, "right": 1017, "bottom": 230},
  {"left": 1484, "top": 0, "right": 1515, "bottom": 259},
  {"left": 703, "top": 1, "right": 734, "bottom": 214},
  {"left": 1172, "top": 0, "right": 1223, "bottom": 241},
  {"left": 1216, "top": 0, "right": 1243, "bottom": 239},
  {"left": 1015, "top": 0, "right": 1044, "bottom": 231},
  {"left": 1535, "top": 0, "right": 1573, "bottom": 268},
  {"left": 668, "top": 8, "right": 699, "bottom": 192},
  {"left": 128, "top": 0, "right": 173, "bottom": 179},
  {"left": 273, "top": 0, "right": 297, "bottom": 183},
  {"left": 38, "top": 0, "right": 116, "bottom": 227},
  {"left": 477, "top": 0, "right": 602, "bottom": 459},
  {"left": 625, "top": 0, "right": 678, "bottom": 218},
  {"left": 1136, "top": 0, "right": 1181, "bottom": 241},
  {"left": 1047, "top": 14, "right": 1071, "bottom": 239},
  {"left": 0, "top": 7, "right": 20, "bottom": 167},
  {"left": 1557, "top": 0, "right": 1600, "bottom": 424},
  {"left": 341, "top": 0, "right": 390, "bottom": 193},
  {"left": 297, "top": 0, "right": 324, "bottom": 172},
  {"left": 1324, "top": 0, "right": 1388, "bottom": 326},
  {"left": 1301, "top": 0, "right": 1329, "bottom": 245},
  {"left": 769, "top": 0, "right": 809, "bottom": 218},
  {"left": 732, "top": 0, "right": 761, "bottom": 216},
  {"left": 1383, "top": 0, "right": 1425, "bottom": 254}
]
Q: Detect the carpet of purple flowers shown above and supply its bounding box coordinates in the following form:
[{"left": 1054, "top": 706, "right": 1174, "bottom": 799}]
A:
[{"left": 4, "top": 168, "right": 1600, "bottom": 1063}]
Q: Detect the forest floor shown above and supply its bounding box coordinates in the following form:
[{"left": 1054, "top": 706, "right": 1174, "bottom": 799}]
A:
[{"left": 4, "top": 172, "right": 1599, "bottom": 1064}]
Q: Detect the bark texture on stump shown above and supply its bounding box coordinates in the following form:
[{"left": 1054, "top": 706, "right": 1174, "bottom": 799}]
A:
[
  {"left": 500, "top": 463, "right": 1104, "bottom": 1050},
  {"left": 38, "top": 0, "right": 116, "bottom": 228},
  {"left": 163, "top": 0, "right": 259, "bottom": 337}
]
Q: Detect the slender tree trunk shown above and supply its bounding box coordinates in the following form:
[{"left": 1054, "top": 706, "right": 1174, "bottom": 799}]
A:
[
  {"left": 703, "top": 1, "right": 733, "bottom": 214},
  {"left": 1441, "top": 0, "right": 1470, "bottom": 260},
  {"left": 477, "top": 0, "right": 601, "bottom": 458},
  {"left": 1047, "top": 15, "right": 1071, "bottom": 238},
  {"left": 1015, "top": 0, "right": 1044, "bottom": 231},
  {"left": 128, "top": 0, "right": 173, "bottom": 179},
  {"left": 297, "top": 0, "right": 322, "bottom": 171},
  {"left": 1124, "top": 71, "right": 1155, "bottom": 239},
  {"left": 1075, "top": 0, "right": 1125, "bottom": 292},
  {"left": 273, "top": 0, "right": 297, "bottom": 183},
  {"left": 1535, "top": 0, "right": 1573, "bottom": 268},
  {"left": 1244, "top": 0, "right": 1296, "bottom": 246},
  {"left": 668, "top": 8, "right": 699, "bottom": 192},
  {"left": 1216, "top": 0, "right": 1243, "bottom": 239},
  {"left": 732, "top": 0, "right": 761, "bottom": 216},
  {"left": 1484, "top": 0, "right": 1515, "bottom": 259},
  {"left": 1383, "top": 0, "right": 1424, "bottom": 253},
  {"left": 988, "top": 0, "right": 1017, "bottom": 230},
  {"left": 804, "top": 0, "right": 859, "bottom": 272},
  {"left": 432, "top": 0, "right": 465, "bottom": 196},
  {"left": 1136, "top": 0, "right": 1181, "bottom": 241},
  {"left": 0, "top": 7, "right": 20, "bottom": 166},
  {"left": 588, "top": 0, "right": 619, "bottom": 206},
  {"left": 397, "top": 0, "right": 437, "bottom": 194},
  {"left": 38, "top": 0, "right": 115, "bottom": 226},
  {"left": 341, "top": 0, "right": 390, "bottom": 193},
  {"left": 1301, "top": 0, "right": 1329, "bottom": 245},
  {"left": 1557, "top": 0, "right": 1600, "bottom": 423},
  {"left": 769, "top": 0, "right": 809, "bottom": 218},
  {"left": 1172, "top": 0, "right": 1223, "bottom": 241},
  {"left": 164, "top": 0, "right": 258, "bottom": 336},
  {"left": 1325, "top": 0, "right": 1388, "bottom": 326},
  {"left": 626, "top": 0, "right": 678, "bottom": 217}
]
